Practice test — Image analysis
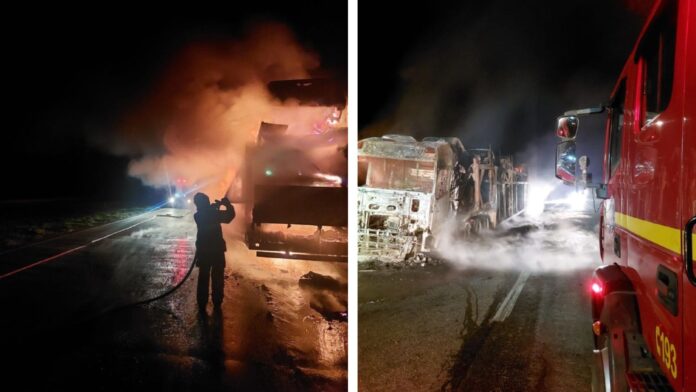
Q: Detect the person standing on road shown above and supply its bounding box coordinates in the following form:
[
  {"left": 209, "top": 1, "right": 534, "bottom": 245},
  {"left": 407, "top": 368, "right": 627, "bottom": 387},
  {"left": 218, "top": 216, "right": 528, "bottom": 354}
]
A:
[{"left": 193, "top": 193, "right": 235, "bottom": 311}]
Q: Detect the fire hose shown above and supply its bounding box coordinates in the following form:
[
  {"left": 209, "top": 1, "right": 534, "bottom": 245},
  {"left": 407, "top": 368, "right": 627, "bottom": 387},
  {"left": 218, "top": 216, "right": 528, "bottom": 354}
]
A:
[
  {"left": 5, "top": 254, "right": 200, "bottom": 363},
  {"left": 88, "top": 254, "right": 199, "bottom": 320}
]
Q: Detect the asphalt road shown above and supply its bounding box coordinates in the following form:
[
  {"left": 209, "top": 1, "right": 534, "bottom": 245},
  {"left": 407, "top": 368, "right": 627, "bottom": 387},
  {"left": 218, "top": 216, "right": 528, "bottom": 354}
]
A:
[
  {"left": 0, "top": 208, "right": 347, "bottom": 391},
  {"left": 358, "top": 209, "right": 600, "bottom": 391}
]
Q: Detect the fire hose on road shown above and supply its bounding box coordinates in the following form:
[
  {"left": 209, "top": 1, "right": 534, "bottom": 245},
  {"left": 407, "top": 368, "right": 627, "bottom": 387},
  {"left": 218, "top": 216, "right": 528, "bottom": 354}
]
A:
[
  {"left": 90, "top": 254, "right": 199, "bottom": 319},
  {"left": 0, "top": 210, "right": 203, "bottom": 345}
]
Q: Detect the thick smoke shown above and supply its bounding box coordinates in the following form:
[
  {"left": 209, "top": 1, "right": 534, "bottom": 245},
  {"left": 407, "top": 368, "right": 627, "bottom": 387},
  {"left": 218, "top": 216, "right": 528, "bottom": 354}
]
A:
[
  {"left": 363, "top": 0, "right": 644, "bottom": 180},
  {"left": 96, "top": 22, "right": 341, "bottom": 198}
]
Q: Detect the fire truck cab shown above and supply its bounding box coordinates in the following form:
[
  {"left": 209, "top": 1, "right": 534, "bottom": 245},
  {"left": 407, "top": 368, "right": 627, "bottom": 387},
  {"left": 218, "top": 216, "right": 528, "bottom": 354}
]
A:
[{"left": 553, "top": 0, "right": 695, "bottom": 390}]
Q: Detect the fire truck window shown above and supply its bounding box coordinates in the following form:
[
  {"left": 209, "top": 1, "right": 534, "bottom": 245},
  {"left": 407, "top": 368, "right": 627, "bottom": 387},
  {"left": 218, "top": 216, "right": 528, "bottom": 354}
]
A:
[
  {"left": 609, "top": 80, "right": 626, "bottom": 177},
  {"left": 636, "top": 0, "right": 676, "bottom": 126}
]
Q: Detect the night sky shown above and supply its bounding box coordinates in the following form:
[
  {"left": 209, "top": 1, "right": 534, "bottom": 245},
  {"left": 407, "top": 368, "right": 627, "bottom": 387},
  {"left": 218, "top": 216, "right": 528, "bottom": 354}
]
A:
[
  {"left": 3, "top": 3, "right": 346, "bottom": 203},
  {"left": 358, "top": 0, "right": 648, "bottom": 175}
]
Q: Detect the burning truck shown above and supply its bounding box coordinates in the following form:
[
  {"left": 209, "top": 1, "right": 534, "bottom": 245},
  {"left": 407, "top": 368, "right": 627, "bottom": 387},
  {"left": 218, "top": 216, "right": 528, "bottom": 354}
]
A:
[
  {"left": 357, "top": 135, "right": 528, "bottom": 263},
  {"left": 240, "top": 79, "right": 348, "bottom": 262}
]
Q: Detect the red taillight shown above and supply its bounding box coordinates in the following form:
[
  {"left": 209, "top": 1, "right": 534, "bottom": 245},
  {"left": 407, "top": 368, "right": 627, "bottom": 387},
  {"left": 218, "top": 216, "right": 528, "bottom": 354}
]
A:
[{"left": 591, "top": 282, "right": 604, "bottom": 295}]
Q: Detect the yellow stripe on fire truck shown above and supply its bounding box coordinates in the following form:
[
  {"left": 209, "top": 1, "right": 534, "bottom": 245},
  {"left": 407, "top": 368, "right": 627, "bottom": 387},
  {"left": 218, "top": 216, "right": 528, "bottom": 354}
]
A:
[{"left": 615, "top": 212, "right": 695, "bottom": 256}]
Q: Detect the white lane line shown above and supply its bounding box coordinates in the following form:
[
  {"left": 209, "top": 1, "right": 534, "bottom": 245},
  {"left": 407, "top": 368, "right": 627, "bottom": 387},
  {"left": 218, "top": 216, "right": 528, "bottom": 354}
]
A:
[
  {"left": 0, "top": 209, "right": 162, "bottom": 257},
  {"left": 492, "top": 271, "right": 531, "bottom": 322},
  {"left": 0, "top": 216, "right": 158, "bottom": 281},
  {"left": 90, "top": 216, "right": 156, "bottom": 243}
]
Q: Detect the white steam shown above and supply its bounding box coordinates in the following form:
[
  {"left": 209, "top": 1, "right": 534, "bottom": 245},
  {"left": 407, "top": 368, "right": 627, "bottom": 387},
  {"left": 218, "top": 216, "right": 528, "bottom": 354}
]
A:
[{"left": 436, "top": 208, "right": 600, "bottom": 272}]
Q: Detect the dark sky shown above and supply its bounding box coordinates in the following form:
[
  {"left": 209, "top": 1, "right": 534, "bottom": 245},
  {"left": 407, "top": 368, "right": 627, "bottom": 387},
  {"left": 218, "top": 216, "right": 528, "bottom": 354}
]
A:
[
  {"left": 2, "top": 3, "right": 346, "bottom": 203},
  {"left": 358, "top": 0, "right": 647, "bottom": 176}
]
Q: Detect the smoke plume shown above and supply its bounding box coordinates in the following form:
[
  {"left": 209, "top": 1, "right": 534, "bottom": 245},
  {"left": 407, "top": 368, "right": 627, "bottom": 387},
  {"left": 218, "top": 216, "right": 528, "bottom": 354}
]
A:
[
  {"left": 361, "top": 0, "right": 644, "bottom": 181},
  {"left": 96, "top": 22, "right": 343, "bottom": 198}
]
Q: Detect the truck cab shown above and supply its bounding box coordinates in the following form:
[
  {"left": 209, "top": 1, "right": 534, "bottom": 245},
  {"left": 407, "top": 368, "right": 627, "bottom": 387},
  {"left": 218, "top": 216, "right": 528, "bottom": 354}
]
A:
[
  {"left": 553, "top": 0, "right": 695, "bottom": 390},
  {"left": 357, "top": 135, "right": 456, "bottom": 262}
]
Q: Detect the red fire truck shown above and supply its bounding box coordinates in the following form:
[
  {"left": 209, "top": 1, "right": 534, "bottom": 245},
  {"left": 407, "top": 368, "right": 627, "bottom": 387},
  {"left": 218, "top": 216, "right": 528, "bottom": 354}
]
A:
[{"left": 553, "top": 0, "right": 695, "bottom": 390}]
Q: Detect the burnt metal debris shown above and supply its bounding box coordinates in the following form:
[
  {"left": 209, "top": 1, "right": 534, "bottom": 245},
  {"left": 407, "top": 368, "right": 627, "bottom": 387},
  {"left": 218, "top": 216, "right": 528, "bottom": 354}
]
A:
[
  {"left": 242, "top": 79, "right": 348, "bottom": 262},
  {"left": 358, "top": 134, "right": 528, "bottom": 263}
]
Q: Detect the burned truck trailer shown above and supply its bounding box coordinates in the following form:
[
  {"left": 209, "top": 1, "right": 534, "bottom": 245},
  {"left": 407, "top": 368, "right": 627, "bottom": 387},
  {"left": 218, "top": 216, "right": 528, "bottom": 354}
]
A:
[
  {"left": 357, "top": 135, "right": 527, "bottom": 263},
  {"left": 243, "top": 79, "right": 348, "bottom": 262}
]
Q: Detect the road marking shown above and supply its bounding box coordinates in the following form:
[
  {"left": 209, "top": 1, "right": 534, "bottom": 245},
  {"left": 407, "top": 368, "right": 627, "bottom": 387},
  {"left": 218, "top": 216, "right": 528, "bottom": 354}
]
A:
[
  {"left": 0, "top": 209, "right": 160, "bottom": 257},
  {"left": 0, "top": 215, "right": 158, "bottom": 281},
  {"left": 0, "top": 245, "right": 87, "bottom": 280},
  {"left": 90, "top": 216, "right": 156, "bottom": 243},
  {"left": 492, "top": 271, "right": 530, "bottom": 322}
]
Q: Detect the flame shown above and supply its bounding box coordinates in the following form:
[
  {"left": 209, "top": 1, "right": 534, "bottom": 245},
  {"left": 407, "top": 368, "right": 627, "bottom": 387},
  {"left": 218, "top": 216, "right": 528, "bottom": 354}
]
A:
[{"left": 313, "top": 173, "right": 343, "bottom": 186}]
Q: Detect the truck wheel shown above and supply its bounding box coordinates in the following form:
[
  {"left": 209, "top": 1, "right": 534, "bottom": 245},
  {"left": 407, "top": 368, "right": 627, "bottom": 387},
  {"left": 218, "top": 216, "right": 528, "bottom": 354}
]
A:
[
  {"left": 474, "top": 216, "right": 490, "bottom": 233},
  {"left": 460, "top": 220, "right": 472, "bottom": 236},
  {"left": 470, "top": 219, "right": 481, "bottom": 234}
]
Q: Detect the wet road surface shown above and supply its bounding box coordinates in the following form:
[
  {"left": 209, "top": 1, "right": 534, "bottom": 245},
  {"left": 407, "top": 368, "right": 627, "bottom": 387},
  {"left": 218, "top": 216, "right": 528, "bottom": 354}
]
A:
[
  {"left": 0, "top": 208, "right": 347, "bottom": 391},
  {"left": 358, "top": 210, "right": 599, "bottom": 391}
]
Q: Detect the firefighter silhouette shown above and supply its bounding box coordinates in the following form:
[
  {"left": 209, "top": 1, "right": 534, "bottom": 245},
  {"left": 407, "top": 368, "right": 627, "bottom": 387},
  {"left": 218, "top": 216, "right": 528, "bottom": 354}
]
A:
[{"left": 193, "top": 192, "right": 235, "bottom": 310}]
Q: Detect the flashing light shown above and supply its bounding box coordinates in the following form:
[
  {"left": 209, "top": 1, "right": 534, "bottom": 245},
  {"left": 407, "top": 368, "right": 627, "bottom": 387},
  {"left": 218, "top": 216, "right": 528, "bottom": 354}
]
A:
[
  {"left": 591, "top": 282, "right": 604, "bottom": 295},
  {"left": 187, "top": 199, "right": 191, "bottom": 204},
  {"left": 168, "top": 197, "right": 175, "bottom": 204},
  {"left": 265, "top": 168, "right": 273, "bottom": 176}
]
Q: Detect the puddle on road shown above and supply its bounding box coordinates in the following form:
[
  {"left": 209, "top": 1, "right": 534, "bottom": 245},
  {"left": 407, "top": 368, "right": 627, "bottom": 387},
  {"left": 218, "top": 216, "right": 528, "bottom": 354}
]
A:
[
  {"left": 216, "top": 235, "right": 347, "bottom": 385},
  {"left": 81, "top": 211, "right": 347, "bottom": 389}
]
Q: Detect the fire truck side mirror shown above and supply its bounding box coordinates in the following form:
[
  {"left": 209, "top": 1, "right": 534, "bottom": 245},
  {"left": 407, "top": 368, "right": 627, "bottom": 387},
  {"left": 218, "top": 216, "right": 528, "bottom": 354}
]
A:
[
  {"left": 555, "top": 141, "right": 577, "bottom": 184},
  {"left": 595, "top": 184, "right": 608, "bottom": 200},
  {"left": 556, "top": 116, "right": 579, "bottom": 140}
]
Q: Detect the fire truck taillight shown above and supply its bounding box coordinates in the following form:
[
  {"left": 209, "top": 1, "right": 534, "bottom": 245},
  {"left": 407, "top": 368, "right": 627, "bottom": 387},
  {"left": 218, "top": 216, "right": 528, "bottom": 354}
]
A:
[{"left": 591, "top": 281, "right": 604, "bottom": 295}]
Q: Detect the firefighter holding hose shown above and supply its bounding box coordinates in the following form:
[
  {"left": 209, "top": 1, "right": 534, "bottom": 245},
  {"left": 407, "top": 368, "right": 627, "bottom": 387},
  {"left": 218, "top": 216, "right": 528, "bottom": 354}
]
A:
[{"left": 193, "top": 193, "right": 235, "bottom": 311}]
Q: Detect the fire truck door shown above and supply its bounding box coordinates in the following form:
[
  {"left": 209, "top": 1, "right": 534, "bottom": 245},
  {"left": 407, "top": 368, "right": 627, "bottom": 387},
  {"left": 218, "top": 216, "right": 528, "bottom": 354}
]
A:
[
  {"left": 682, "top": 8, "right": 696, "bottom": 385},
  {"left": 626, "top": 3, "right": 689, "bottom": 386},
  {"left": 682, "top": 132, "right": 696, "bottom": 389}
]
